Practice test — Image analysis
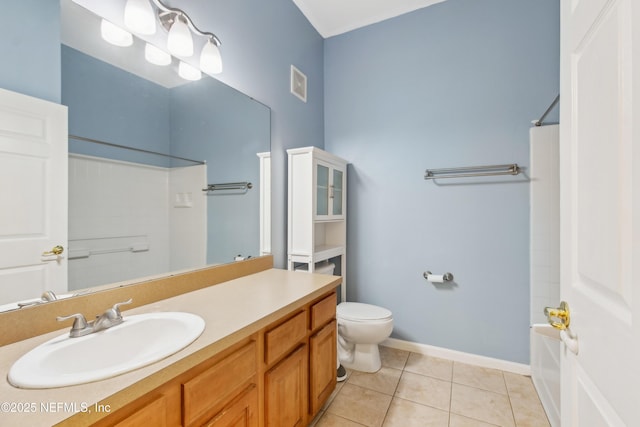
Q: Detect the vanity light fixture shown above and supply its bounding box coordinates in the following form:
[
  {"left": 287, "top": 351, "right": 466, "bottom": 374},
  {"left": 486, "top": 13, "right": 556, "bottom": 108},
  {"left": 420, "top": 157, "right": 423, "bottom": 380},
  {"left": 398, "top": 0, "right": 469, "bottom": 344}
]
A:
[
  {"left": 178, "top": 61, "right": 202, "bottom": 81},
  {"left": 100, "top": 19, "right": 133, "bottom": 47},
  {"left": 200, "top": 38, "right": 223, "bottom": 75},
  {"left": 144, "top": 43, "right": 171, "bottom": 66},
  {"left": 124, "top": 0, "right": 156, "bottom": 35},
  {"left": 166, "top": 13, "right": 193, "bottom": 57},
  {"left": 100, "top": 0, "right": 223, "bottom": 78}
]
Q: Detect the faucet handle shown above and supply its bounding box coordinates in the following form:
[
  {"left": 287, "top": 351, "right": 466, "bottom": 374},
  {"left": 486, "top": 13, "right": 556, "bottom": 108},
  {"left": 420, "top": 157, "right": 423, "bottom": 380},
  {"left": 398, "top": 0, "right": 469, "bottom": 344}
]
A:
[
  {"left": 111, "top": 299, "right": 133, "bottom": 317},
  {"left": 57, "top": 313, "right": 91, "bottom": 337}
]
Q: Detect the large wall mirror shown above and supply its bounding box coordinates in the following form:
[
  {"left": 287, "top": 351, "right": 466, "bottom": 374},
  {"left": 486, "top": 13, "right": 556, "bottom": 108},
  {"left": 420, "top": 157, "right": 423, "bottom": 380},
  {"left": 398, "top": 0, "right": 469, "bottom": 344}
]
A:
[{"left": 0, "top": 0, "right": 270, "bottom": 311}]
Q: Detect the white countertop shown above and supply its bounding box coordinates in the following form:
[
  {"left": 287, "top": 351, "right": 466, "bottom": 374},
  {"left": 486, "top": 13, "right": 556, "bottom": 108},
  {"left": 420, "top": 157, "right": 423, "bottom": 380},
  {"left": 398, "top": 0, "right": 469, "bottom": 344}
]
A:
[{"left": 0, "top": 268, "right": 339, "bottom": 426}]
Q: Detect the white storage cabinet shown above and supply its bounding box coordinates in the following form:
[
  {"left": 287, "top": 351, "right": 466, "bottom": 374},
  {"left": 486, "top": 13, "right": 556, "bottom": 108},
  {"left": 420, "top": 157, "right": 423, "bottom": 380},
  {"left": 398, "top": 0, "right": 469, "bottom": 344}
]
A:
[{"left": 287, "top": 147, "right": 347, "bottom": 302}]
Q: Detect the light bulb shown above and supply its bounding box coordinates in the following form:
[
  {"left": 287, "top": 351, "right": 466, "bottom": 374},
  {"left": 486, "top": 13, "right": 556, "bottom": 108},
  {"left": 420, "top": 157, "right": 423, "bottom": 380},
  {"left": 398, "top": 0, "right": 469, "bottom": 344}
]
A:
[
  {"left": 124, "top": 0, "right": 156, "bottom": 35},
  {"left": 178, "top": 61, "right": 201, "bottom": 81},
  {"left": 100, "top": 19, "right": 133, "bottom": 47},
  {"left": 145, "top": 43, "right": 171, "bottom": 66},
  {"left": 167, "top": 15, "right": 193, "bottom": 57},
  {"left": 200, "top": 39, "right": 223, "bottom": 75}
]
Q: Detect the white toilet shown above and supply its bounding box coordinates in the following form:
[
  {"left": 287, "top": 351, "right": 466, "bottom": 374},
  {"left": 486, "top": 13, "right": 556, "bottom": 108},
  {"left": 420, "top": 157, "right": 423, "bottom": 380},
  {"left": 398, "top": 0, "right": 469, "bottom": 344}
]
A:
[
  {"left": 336, "top": 302, "right": 393, "bottom": 373},
  {"left": 295, "top": 261, "right": 394, "bottom": 373}
]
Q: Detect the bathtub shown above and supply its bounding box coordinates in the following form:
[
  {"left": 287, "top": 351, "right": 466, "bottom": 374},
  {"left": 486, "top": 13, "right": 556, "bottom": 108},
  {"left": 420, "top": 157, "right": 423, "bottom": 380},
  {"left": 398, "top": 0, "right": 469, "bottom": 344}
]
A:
[{"left": 530, "top": 324, "right": 561, "bottom": 427}]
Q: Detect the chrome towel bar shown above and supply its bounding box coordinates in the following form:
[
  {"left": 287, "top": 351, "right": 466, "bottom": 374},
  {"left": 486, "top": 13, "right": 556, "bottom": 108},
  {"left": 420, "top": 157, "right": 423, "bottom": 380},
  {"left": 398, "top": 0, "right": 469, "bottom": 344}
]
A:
[
  {"left": 424, "top": 163, "right": 520, "bottom": 180},
  {"left": 203, "top": 181, "right": 253, "bottom": 192}
]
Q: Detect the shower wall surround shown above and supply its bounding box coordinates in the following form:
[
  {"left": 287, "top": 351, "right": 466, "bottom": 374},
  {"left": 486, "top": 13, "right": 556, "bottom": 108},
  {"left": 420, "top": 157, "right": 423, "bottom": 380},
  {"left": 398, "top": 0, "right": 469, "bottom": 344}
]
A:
[
  {"left": 68, "top": 155, "right": 206, "bottom": 290},
  {"left": 325, "top": 0, "right": 560, "bottom": 363}
]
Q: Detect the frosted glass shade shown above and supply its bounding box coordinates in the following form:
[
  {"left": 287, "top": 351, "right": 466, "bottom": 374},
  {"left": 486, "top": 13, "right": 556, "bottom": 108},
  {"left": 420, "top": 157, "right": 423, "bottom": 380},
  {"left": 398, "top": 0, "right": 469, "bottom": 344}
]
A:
[
  {"left": 200, "top": 40, "right": 223, "bottom": 75},
  {"left": 100, "top": 20, "right": 133, "bottom": 47},
  {"left": 167, "top": 15, "right": 193, "bottom": 57},
  {"left": 124, "top": 0, "right": 156, "bottom": 35},
  {"left": 178, "top": 61, "right": 201, "bottom": 81},
  {"left": 145, "top": 43, "right": 171, "bottom": 66}
]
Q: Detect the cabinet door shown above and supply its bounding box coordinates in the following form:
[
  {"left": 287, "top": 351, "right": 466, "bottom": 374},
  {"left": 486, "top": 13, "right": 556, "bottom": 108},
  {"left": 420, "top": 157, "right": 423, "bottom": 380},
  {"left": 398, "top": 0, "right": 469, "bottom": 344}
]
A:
[
  {"left": 331, "top": 168, "right": 344, "bottom": 217},
  {"left": 315, "top": 160, "right": 346, "bottom": 220},
  {"left": 203, "top": 385, "right": 258, "bottom": 427},
  {"left": 315, "top": 162, "right": 330, "bottom": 217},
  {"left": 309, "top": 320, "right": 337, "bottom": 416},
  {"left": 265, "top": 345, "right": 308, "bottom": 427}
]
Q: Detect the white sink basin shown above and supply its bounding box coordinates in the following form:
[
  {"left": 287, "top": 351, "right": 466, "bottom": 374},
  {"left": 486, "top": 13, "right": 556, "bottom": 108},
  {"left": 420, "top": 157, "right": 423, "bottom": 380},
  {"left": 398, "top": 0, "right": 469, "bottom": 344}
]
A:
[{"left": 8, "top": 312, "right": 205, "bottom": 389}]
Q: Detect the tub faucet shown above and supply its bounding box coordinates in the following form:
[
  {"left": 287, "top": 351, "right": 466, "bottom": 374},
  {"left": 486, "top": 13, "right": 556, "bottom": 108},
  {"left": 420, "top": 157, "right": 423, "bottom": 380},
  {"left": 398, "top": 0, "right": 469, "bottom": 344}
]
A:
[{"left": 57, "top": 299, "right": 133, "bottom": 338}]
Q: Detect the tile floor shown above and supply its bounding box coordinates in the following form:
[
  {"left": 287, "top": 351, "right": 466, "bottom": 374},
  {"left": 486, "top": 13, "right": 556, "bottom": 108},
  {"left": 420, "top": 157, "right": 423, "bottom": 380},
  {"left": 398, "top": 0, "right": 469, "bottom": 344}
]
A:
[{"left": 309, "top": 346, "right": 550, "bottom": 427}]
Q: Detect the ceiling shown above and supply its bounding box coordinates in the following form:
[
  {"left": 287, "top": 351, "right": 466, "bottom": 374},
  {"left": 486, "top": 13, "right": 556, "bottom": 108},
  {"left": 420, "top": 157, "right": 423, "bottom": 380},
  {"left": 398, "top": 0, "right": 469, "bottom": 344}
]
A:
[{"left": 292, "top": 0, "right": 447, "bottom": 38}]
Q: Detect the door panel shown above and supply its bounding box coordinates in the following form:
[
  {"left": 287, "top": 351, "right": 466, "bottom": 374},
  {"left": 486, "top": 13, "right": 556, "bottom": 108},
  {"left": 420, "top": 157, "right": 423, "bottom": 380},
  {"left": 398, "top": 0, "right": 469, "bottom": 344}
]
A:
[
  {"left": 0, "top": 88, "right": 68, "bottom": 305},
  {"left": 560, "top": 0, "right": 638, "bottom": 424}
]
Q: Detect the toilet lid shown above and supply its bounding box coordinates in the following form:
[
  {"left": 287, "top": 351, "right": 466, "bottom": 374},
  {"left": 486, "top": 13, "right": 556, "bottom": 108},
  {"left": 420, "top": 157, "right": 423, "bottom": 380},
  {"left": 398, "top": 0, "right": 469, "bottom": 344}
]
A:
[{"left": 337, "top": 302, "right": 392, "bottom": 321}]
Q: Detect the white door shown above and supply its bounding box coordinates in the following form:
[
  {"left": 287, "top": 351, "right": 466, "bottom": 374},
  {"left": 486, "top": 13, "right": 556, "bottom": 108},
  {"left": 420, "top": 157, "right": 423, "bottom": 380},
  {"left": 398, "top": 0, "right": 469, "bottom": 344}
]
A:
[
  {"left": 0, "top": 88, "right": 68, "bottom": 305},
  {"left": 559, "top": 0, "right": 639, "bottom": 425}
]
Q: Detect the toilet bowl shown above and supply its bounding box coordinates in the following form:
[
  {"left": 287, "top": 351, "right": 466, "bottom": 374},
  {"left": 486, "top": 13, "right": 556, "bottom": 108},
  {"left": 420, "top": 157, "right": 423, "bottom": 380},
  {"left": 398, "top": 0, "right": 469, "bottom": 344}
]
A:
[{"left": 337, "top": 302, "right": 393, "bottom": 373}]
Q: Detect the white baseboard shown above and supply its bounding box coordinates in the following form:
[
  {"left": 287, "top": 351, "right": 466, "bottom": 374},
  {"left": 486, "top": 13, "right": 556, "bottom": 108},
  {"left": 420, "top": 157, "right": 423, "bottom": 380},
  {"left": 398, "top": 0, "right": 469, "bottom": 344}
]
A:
[{"left": 382, "top": 337, "right": 531, "bottom": 376}]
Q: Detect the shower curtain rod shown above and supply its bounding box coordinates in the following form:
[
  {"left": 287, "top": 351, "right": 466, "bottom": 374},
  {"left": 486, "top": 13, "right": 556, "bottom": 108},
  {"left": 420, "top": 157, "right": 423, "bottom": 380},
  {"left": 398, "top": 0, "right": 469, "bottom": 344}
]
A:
[
  {"left": 534, "top": 94, "right": 560, "bottom": 127},
  {"left": 68, "top": 134, "right": 206, "bottom": 165}
]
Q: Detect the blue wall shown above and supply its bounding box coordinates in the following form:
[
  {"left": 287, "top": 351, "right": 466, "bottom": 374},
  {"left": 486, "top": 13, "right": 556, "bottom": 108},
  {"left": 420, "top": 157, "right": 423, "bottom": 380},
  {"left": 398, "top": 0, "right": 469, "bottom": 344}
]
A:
[
  {"left": 324, "top": 0, "right": 559, "bottom": 363},
  {"left": 0, "top": 0, "right": 61, "bottom": 103},
  {"left": 176, "top": 0, "right": 325, "bottom": 267},
  {"left": 62, "top": 46, "right": 172, "bottom": 164},
  {"left": 170, "top": 79, "right": 270, "bottom": 263}
]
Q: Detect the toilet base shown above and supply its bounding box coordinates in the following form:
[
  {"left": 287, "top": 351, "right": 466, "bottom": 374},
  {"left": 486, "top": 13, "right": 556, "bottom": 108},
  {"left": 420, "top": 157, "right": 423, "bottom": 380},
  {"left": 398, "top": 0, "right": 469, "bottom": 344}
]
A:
[{"left": 339, "top": 343, "right": 382, "bottom": 373}]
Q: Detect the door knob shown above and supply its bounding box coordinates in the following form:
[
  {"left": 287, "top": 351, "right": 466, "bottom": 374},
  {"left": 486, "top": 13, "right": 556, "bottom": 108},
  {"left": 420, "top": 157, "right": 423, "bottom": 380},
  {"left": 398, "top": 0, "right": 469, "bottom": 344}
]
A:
[
  {"left": 544, "top": 301, "right": 570, "bottom": 330},
  {"left": 42, "top": 245, "right": 64, "bottom": 256}
]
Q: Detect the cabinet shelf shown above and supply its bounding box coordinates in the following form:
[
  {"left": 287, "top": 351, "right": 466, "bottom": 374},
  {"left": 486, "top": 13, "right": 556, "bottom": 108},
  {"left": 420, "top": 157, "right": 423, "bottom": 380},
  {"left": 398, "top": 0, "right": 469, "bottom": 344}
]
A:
[{"left": 289, "top": 245, "right": 344, "bottom": 264}]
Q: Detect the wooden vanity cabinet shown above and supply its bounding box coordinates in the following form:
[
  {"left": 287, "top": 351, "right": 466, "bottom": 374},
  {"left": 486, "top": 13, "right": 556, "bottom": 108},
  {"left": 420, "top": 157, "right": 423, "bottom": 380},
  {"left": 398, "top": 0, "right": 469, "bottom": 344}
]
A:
[
  {"left": 92, "top": 339, "right": 257, "bottom": 427},
  {"left": 263, "top": 310, "right": 309, "bottom": 427},
  {"left": 109, "top": 383, "right": 180, "bottom": 427},
  {"left": 309, "top": 293, "right": 337, "bottom": 416},
  {"left": 263, "top": 291, "right": 337, "bottom": 426},
  {"left": 182, "top": 341, "right": 258, "bottom": 427},
  {"left": 264, "top": 344, "right": 308, "bottom": 427},
  {"left": 89, "top": 290, "right": 337, "bottom": 427}
]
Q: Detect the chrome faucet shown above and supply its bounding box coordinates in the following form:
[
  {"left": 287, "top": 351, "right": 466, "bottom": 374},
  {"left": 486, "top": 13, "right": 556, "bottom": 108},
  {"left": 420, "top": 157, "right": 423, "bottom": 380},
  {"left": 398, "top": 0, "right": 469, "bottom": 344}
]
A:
[
  {"left": 17, "top": 290, "right": 58, "bottom": 308},
  {"left": 57, "top": 299, "right": 133, "bottom": 338},
  {"left": 93, "top": 299, "right": 132, "bottom": 332}
]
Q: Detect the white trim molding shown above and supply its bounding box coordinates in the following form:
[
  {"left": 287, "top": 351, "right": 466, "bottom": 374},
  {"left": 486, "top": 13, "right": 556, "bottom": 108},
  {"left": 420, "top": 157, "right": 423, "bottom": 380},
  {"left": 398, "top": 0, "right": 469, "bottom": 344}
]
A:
[{"left": 382, "top": 337, "right": 531, "bottom": 376}]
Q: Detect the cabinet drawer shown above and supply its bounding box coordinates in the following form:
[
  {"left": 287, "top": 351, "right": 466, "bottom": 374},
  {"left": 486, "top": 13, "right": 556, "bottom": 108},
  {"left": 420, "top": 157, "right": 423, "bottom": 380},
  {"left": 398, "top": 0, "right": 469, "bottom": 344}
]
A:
[
  {"left": 265, "top": 311, "right": 307, "bottom": 365},
  {"left": 310, "top": 292, "right": 336, "bottom": 331},
  {"left": 113, "top": 395, "right": 168, "bottom": 427},
  {"left": 183, "top": 341, "right": 256, "bottom": 426}
]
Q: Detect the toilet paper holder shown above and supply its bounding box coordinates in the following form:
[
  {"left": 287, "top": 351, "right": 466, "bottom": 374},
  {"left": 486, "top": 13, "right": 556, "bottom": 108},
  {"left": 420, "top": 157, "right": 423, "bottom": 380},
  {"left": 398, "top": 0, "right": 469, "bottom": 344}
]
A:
[{"left": 423, "top": 271, "right": 454, "bottom": 283}]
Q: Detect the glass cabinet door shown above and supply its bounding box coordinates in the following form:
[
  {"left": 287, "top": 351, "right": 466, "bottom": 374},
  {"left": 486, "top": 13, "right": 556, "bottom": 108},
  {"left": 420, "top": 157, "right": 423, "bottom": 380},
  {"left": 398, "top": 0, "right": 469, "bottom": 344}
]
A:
[
  {"left": 332, "top": 169, "right": 343, "bottom": 216},
  {"left": 316, "top": 164, "right": 329, "bottom": 216}
]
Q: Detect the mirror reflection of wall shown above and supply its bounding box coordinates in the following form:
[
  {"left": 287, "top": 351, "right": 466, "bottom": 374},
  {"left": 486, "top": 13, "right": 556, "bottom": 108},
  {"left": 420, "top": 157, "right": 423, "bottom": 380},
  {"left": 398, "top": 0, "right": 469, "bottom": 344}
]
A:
[
  {"left": 0, "top": 0, "right": 270, "bottom": 310},
  {"left": 62, "top": 44, "right": 270, "bottom": 289}
]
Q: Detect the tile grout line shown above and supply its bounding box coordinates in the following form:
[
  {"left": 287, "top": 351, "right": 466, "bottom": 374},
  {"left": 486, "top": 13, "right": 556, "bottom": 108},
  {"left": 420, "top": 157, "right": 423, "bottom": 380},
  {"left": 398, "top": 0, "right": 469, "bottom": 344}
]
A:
[
  {"left": 448, "top": 362, "right": 454, "bottom": 427},
  {"left": 503, "top": 371, "right": 519, "bottom": 427},
  {"left": 344, "top": 350, "right": 547, "bottom": 427}
]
